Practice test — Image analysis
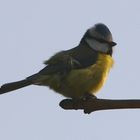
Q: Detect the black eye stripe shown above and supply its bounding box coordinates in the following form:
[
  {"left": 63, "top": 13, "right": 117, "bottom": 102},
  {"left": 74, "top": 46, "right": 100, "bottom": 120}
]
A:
[{"left": 93, "top": 37, "right": 107, "bottom": 43}]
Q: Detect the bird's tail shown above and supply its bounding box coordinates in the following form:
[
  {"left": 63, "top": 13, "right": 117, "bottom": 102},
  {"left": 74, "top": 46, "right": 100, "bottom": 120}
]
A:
[{"left": 0, "top": 79, "right": 32, "bottom": 94}]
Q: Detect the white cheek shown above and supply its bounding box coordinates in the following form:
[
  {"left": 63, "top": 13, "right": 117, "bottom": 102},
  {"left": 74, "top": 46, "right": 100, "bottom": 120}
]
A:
[{"left": 85, "top": 38, "right": 109, "bottom": 53}]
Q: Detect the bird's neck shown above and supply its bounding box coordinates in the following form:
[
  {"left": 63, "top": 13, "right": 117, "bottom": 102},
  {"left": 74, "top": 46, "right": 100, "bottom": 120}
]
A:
[
  {"left": 96, "top": 53, "right": 114, "bottom": 68},
  {"left": 68, "top": 42, "right": 98, "bottom": 67}
]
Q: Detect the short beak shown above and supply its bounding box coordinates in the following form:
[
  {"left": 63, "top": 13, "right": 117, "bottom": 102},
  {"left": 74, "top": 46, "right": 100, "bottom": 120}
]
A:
[{"left": 110, "top": 41, "right": 117, "bottom": 47}]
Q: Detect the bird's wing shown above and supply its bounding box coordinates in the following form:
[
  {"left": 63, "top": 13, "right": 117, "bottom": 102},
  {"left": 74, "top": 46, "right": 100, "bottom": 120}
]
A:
[
  {"left": 38, "top": 51, "right": 82, "bottom": 75},
  {"left": 26, "top": 49, "right": 98, "bottom": 83}
]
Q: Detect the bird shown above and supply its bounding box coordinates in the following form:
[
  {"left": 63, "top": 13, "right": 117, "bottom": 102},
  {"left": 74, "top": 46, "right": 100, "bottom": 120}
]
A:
[{"left": 0, "top": 23, "right": 116, "bottom": 100}]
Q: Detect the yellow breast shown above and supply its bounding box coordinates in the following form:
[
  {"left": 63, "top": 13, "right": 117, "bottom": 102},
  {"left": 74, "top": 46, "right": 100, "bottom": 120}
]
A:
[
  {"left": 60, "top": 53, "right": 114, "bottom": 98},
  {"left": 89, "top": 53, "right": 114, "bottom": 93}
]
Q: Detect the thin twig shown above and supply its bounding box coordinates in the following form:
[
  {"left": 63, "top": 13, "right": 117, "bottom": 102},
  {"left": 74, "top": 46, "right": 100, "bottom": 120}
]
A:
[{"left": 59, "top": 98, "right": 140, "bottom": 114}]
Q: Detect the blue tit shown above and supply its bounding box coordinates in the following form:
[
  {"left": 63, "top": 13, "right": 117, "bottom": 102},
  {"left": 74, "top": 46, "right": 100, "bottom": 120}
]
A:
[{"left": 0, "top": 23, "right": 116, "bottom": 99}]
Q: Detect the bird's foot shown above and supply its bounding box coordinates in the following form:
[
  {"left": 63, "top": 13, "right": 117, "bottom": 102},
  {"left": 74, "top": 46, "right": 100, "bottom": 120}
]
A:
[{"left": 83, "top": 93, "right": 97, "bottom": 101}]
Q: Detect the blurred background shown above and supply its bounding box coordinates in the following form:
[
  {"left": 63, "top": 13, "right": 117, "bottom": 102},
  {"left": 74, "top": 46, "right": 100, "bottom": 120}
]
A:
[{"left": 0, "top": 0, "right": 140, "bottom": 139}]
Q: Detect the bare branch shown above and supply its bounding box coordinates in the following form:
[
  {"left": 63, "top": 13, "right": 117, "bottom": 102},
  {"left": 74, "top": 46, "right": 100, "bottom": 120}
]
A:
[{"left": 59, "top": 98, "right": 140, "bottom": 114}]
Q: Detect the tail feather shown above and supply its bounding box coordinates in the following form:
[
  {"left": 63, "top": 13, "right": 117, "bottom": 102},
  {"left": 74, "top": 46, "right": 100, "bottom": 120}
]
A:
[{"left": 0, "top": 79, "right": 31, "bottom": 94}]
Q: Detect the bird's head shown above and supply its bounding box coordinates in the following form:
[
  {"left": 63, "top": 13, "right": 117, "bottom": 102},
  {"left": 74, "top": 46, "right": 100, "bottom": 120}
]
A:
[{"left": 82, "top": 23, "right": 117, "bottom": 55}]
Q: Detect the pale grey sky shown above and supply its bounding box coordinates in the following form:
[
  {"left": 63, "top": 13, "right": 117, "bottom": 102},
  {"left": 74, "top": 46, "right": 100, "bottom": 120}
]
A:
[{"left": 0, "top": 0, "right": 140, "bottom": 140}]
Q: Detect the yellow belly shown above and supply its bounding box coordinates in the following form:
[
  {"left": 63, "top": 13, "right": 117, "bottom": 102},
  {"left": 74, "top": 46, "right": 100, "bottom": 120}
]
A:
[{"left": 39, "top": 53, "right": 114, "bottom": 99}]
